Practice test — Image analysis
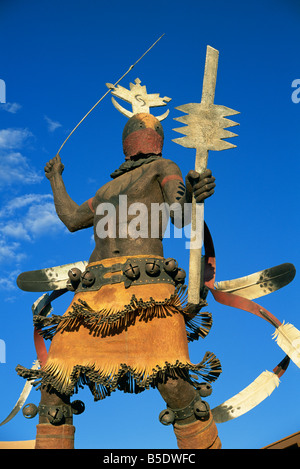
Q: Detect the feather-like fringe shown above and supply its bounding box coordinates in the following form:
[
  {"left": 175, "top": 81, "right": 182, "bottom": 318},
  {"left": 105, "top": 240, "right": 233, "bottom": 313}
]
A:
[
  {"left": 185, "top": 312, "right": 213, "bottom": 341},
  {"left": 212, "top": 370, "right": 280, "bottom": 423},
  {"left": 272, "top": 322, "right": 300, "bottom": 368},
  {"left": 34, "top": 285, "right": 212, "bottom": 342},
  {"left": 23, "top": 286, "right": 219, "bottom": 400},
  {"left": 16, "top": 351, "right": 221, "bottom": 401}
]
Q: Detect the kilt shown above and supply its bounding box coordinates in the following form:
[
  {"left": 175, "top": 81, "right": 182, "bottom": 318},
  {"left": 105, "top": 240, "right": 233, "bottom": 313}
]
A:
[{"left": 17, "top": 255, "right": 220, "bottom": 400}]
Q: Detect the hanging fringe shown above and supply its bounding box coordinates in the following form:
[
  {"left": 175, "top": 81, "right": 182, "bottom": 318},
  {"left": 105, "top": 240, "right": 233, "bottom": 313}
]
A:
[
  {"left": 185, "top": 312, "right": 213, "bottom": 341},
  {"left": 21, "top": 284, "right": 221, "bottom": 401},
  {"left": 16, "top": 351, "right": 221, "bottom": 401},
  {"left": 191, "top": 351, "right": 222, "bottom": 383},
  {"left": 272, "top": 322, "right": 300, "bottom": 368},
  {"left": 33, "top": 285, "right": 212, "bottom": 342}
]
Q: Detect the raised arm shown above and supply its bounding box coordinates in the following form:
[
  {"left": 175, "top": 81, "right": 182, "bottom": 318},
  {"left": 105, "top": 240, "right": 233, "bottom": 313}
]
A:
[{"left": 44, "top": 154, "right": 94, "bottom": 232}]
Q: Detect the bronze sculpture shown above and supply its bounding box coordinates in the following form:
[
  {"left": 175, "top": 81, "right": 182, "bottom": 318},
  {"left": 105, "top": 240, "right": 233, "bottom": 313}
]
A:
[
  {"left": 17, "top": 105, "right": 222, "bottom": 448},
  {"left": 5, "top": 44, "right": 299, "bottom": 450}
]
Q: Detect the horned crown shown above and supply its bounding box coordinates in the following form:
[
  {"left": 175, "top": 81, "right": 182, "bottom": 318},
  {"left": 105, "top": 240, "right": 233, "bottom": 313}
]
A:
[{"left": 106, "top": 78, "right": 171, "bottom": 121}]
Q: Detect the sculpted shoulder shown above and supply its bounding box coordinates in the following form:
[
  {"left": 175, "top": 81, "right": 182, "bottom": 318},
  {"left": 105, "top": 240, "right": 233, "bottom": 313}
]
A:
[{"left": 151, "top": 157, "right": 181, "bottom": 177}]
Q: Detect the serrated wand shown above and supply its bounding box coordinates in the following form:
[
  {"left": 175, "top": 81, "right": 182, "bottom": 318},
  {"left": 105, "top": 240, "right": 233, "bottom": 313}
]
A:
[{"left": 173, "top": 45, "right": 240, "bottom": 305}]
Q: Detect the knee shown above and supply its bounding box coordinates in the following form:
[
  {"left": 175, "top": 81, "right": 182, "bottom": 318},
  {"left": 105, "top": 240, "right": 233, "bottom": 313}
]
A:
[
  {"left": 157, "top": 376, "right": 196, "bottom": 409},
  {"left": 157, "top": 376, "right": 212, "bottom": 426}
]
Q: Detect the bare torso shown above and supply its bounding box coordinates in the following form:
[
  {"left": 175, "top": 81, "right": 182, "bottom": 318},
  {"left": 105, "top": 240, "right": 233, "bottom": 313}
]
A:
[
  {"left": 90, "top": 158, "right": 179, "bottom": 262},
  {"left": 45, "top": 154, "right": 215, "bottom": 264}
]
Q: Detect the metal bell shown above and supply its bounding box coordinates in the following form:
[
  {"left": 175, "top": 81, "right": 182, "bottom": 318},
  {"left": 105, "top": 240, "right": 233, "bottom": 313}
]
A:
[
  {"left": 163, "top": 258, "right": 178, "bottom": 275},
  {"left": 47, "top": 407, "right": 65, "bottom": 425},
  {"left": 71, "top": 400, "right": 85, "bottom": 415},
  {"left": 123, "top": 262, "right": 140, "bottom": 280},
  {"left": 68, "top": 267, "right": 82, "bottom": 282},
  {"left": 81, "top": 269, "right": 95, "bottom": 287},
  {"left": 198, "top": 383, "right": 212, "bottom": 397},
  {"left": 145, "top": 259, "right": 161, "bottom": 276},
  {"left": 22, "top": 403, "right": 38, "bottom": 419},
  {"left": 174, "top": 268, "right": 186, "bottom": 284},
  {"left": 66, "top": 279, "right": 76, "bottom": 291},
  {"left": 159, "top": 408, "right": 175, "bottom": 426},
  {"left": 193, "top": 399, "right": 210, "bottom": 420}
]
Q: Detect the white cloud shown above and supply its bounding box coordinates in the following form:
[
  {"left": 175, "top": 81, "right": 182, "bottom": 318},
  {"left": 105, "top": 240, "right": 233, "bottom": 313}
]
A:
[
  {"left": 0, "top": 238, "right": 26, "bottom": 264},
  {"left": 0, "top": 152, "right": 43, "bottom": 188},
  {"left": 0, "top": 121, "right": 67, "bottom": 280},
  {"left": 44, "top": 115, "right": 62, "bottom": 132},
  {"left": 0, "top": 222, "right": 31, "bottom": 241},
  {"left": 0, "top": 128, "right": 32, "bottom": 150},
  {"left": 0, "top": 102, "right": 22, "bottom": 114},
  {"left": 25, "top": 201, "right": 64, "bottom": 236},
  {"left": 0, "top": 193, "right": 67, "bottom": 265},
  {"left": 0, "top": 268, "right": 21, "bottom": 291},
  {"left": 0, "top": 127, "right": 44, "bottom": 188},
  {"left": 0, "top": 193, "right": 66, "bottom": 240},
  {"left": 0, "top": 193, "right": 53, "bottom": 217},
  {"left": 4, "top": 295, "right": 18, "bottom": 302}
]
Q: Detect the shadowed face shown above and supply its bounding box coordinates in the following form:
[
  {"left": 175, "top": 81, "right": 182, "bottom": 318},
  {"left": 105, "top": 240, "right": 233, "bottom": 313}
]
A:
[{"left": 122, "top": 113, "right": 164, "bottom": 160}]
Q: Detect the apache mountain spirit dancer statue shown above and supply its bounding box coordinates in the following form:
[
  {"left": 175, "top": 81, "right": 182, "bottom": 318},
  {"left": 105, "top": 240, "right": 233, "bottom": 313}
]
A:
[
  {"left": 3, "top": 42, "right": 299, "bottom": 450},
  {"left": 16, "top": 70, "right": 223, "bottom": 448}
]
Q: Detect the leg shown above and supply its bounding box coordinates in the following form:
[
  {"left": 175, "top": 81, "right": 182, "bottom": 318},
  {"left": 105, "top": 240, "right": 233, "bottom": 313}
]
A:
[
  {"left": 35, "top": 386, "right": 75, "bottom": 449},
  {"left": 157, "top": 375, "right": 198, "bottom": 425},
  {"left": 157, "top": 375, "right": 221, "bottom": 449}
]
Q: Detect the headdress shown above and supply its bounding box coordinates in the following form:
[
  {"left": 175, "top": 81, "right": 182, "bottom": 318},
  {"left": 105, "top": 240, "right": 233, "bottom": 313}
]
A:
[{"left": 107, "top": 78, "right": 171, "bottom": 160}]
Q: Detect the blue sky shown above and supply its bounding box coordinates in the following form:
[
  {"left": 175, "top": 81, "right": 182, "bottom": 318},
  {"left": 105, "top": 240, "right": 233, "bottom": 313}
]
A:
[{"left": 0, "top": 0, "right": 299, "bottom": 450}]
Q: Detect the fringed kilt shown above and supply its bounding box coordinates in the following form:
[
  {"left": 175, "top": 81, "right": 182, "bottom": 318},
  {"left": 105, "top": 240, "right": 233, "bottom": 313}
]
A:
[{"left": 16, "top": 255, "right": 221, "bottom": 400}]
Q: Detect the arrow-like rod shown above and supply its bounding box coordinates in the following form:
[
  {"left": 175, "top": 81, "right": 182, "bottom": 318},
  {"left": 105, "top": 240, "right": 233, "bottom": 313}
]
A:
[
  {"left": 188, "top": 46, "right": 219, "bottom": 305},
  {"left": 57, "top": 34, "right": 165, "bottom": 154}
]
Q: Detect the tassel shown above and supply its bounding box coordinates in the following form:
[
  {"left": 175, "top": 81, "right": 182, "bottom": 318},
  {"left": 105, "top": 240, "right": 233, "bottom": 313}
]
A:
[
  {"left": 273, "top": 322, "right": 300, "bottom": 368},
  {"left": 185, "top": 312, "right": 213, "bottom": 342},
  {"left": 195, "top": 351, "right": 222, "bottom": 383},
  {"left": 212, "top": 370, "right": 280, "bottom": 423}
]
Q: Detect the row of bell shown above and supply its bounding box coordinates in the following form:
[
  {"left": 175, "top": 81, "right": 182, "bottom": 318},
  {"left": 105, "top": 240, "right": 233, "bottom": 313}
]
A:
[
  {"left": 123, "top": 257, "right": 186, "bottom": 283},
  {"left": 22, "top": 400, "right": 85, "bottom": 425},
  {"left": 66, "top": 258, "right": 186, "bottom": 291},
  {"left": 159, "top": 383, "right": 212, "bottom": 426}
]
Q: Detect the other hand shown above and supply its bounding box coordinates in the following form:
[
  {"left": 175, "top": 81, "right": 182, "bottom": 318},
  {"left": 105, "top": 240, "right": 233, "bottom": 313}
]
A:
[{"left": 185, "top": 169, "right": 215, "bottom": 203}]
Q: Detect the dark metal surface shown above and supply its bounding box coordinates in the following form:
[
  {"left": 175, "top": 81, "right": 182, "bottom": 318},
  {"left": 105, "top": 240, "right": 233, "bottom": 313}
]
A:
[
  {"left": 23, "top": 399, "right": 85, "bottom": 425},
  {"left": 197, "top": 382, "right": 213, "bottom": 397},
  {"left": 74, "top": 257, "right": 187, "bottom": 293},
  {"left": 22, "top": 403, "right": 38, "bottom": 419},
  {"left": 159, "top": 391, "right": 210, "bottom": 425}
]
